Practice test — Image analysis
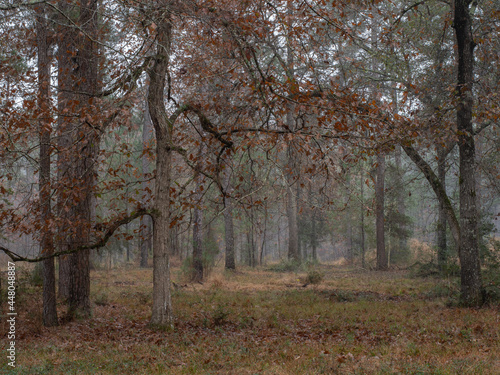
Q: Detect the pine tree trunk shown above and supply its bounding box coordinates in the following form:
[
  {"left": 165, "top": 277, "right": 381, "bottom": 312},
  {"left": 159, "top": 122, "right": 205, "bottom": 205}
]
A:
[
  {"left": 453, "top": 0, "right": 483, "bottom": 306},
  {"left": 56, "top": 0, "right": 75, "bottom": 302},
  {"left": 36, "top": 3, "right": 58, "bottom": 327}
]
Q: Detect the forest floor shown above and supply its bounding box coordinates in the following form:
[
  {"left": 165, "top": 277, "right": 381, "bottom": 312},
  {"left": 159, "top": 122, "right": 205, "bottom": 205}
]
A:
[{"left": 1, "top": 262, "right": 499, "bottom": 374}]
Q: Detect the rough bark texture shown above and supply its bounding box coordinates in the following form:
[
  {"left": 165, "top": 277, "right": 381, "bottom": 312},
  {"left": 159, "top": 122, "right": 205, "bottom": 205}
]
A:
[
  {"left": 36, "top": 4, "right": 58, "bottom": 327},
  {"left": 148, "top": 14, "right": 174, "bottom": 328},
  {"left": 453, "top": 0, "right": 483, "bottom": 306},
  {"left": 223, "top": 167, "right": 236, "bottom": 270},
  {"left": 55, "top": 1, "right": 98, "bottom": 317},
  {"left": 375, "top": 154, "right": 387, "bottom": 270},
  {"left": 56, "top": 0, "right": 75, "bottom": 301},
  {"left": 65, "top": 0, "right": 100, "bottom": 319}
]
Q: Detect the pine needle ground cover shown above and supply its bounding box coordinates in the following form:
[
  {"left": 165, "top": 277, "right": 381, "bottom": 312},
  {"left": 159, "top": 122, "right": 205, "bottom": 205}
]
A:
[{"left": 2, "top": 265, "right": 499, "bottom": 374}]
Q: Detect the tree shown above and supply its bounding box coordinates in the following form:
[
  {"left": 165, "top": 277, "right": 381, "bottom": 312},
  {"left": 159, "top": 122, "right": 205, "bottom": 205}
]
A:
[
  {"left": 223, "top": 164, "right": 236, "bottom": 270},
  {"left": 35, "top": 3, "right": 58, "bottom": 326},
  {"left": 375, "top": 154, "right": 388, "bottom": 270},
  {"left": 453, "top": 0, "right": 482, "bottom": 306}
]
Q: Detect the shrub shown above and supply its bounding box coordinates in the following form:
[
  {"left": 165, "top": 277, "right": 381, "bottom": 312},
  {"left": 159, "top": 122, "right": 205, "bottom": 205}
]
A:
[{"left": 305, "top": 270, "right": 323, "bottom": 285}]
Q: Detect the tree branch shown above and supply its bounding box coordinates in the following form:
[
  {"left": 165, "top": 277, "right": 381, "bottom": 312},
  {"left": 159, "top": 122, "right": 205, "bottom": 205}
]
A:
[{"left": 0, "top": 208, "right": 151, "bottom": 263}]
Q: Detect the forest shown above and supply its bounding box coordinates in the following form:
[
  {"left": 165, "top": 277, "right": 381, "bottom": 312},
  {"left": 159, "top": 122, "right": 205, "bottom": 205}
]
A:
[{"left": 0, "top": 0, "right": 499, "bottom": 373}]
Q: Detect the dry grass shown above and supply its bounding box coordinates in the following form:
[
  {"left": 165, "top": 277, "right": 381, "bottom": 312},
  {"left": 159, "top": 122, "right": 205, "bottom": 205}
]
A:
[{"left": 1, "top": 262, "right": 499, "bottom": 374}]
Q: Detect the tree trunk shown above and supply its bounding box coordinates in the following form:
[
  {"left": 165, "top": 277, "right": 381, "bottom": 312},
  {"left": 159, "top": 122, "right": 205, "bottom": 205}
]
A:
[
  {"left": 150, "top": 138, "right": 173, "bottom": 327},
  {"left": 376, "top": 154, "right": 387, "bottom": 270},
  {"left": 36, "top": 4, "right": 58, "bottom": 327},
  {"left": 308, "top": 183, "right": 317, "bottom": 262},
  {"left": 223, "top": 167, "right": 236, "bottom": 270},
  {"left": 286, "top": 180, "right": 299, "bottom": 263},
  {"left": 395, "top": 146, "right": 407, "bottom": 252},
  {"left": 285, "top": 0, "right": 299, "bottom": 264},
  {"left": 360, "top": 169, "right": 366, "bottom": 269},
  {"left": 453, "top": 0, "right": 483, "bottom": 306},
  {"left": 437, "top": 147, "right": 448, "bottom": 270},
  {"left": 56, "top": 0, "right": 75, "bottom": 302},
  {"left": 192, "top": 175, "right": 204, "bottom": 282},
  {"left": 67, "top": 0, "right": 100, "bottom": 319},
  {"left": 140, "top": 94, "right": 153, "bottom": 268},
  {"left": 55, "top": 0, "right": 98, "bottom": 318},
  {"left": 148, "top": 15, "right": 174, "bottom": 327}
]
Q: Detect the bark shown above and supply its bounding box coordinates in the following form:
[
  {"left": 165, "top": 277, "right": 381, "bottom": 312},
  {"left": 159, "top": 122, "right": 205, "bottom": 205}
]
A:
[
  {"left": 55, "top": 1, "right": 98, "bottom": 317},
  {"left": 375, "top": 154, "right": 388, "bottom": 270},
  {"left": 148, "top": 14, "right": 174, "bottom": 327},
  {"left": 56, "top": 0, "right": 75, "bottom": 301},
  {"left": 223, "top": 167, "right": 236, "bottom": 270},
  {"left": 66, "top": 0, "right": 101, "bottom": 318},
  {"left": 36, "top": 4, "right": 58, "bottom": 326},
  {"left": 453, "top": 0, "right": 483, "bottom": 306}
]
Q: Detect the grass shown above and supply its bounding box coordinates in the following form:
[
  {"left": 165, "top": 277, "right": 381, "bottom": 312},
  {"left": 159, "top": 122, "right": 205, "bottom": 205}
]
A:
[{"left": 1, "top": 263, "right": 499, "bottom": 374}]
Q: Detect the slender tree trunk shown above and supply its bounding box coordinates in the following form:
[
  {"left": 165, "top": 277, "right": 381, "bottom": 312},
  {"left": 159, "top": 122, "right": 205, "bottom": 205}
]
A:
[
  {"left": 453, "top": 0, "right": 483, "bottom": 306},
  {"left": 360, "top": 171, "right": 366, "bottom": 269},
  {"left": 192, "top": 172, "right": 204, "bottom": 282},
  {"left": 308, "top": 183, "right": 317, "bottom": 262},
  {"left": 191, "top": 142, "right": 204, "bottom": 282},
  {"left": 347, "top": 214, "right": 353, "bottom": 264},
  {"left": 376, "top": 154, "right": 387, "bottom": 270},
  {"left": 286, "top": 178, "right": 299, "bottom": 262},
  {"left": 223, "top": 166, "right": 236, "bottom": 269},
  {"left": 437, "top": 147, "right": 448, "bottom": 270},
  {"left": 260, "top": 207, "right": 267, "bottom": 265},
  {"left": 140, "top": 94, "right": 153, "bottom": 268},
  {"left": 285, "top": 0, "right": 299, "bottom": 264},
  {"left": 36, "top": 4, "right": 58, "bottom": 327},
  {"left": 395, "top": 146, "right": 407, "bottom": 252}
]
